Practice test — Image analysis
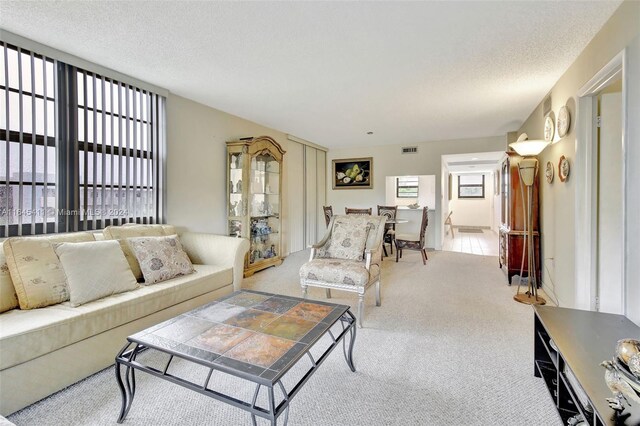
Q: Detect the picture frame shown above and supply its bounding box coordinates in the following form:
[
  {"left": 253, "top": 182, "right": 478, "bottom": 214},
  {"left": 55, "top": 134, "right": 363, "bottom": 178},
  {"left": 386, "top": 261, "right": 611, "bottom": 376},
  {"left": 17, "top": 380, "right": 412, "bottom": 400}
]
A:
[{"left": 332, "top": 157, "right": 373, "bottom": 189}]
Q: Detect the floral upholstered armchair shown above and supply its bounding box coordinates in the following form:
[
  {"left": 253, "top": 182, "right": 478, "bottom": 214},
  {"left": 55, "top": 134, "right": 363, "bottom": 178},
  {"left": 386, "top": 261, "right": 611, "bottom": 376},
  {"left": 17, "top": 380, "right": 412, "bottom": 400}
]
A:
[{"left": 299, "top": 214, "right": 386, "bottom": 327}]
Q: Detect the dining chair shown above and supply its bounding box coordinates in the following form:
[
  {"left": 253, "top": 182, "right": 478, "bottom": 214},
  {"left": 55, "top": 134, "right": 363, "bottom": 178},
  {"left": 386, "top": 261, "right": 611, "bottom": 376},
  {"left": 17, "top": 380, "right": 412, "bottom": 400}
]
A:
[
  {"left": 323, "top": 206, "right": 333, "bottom": 227},
  {"left": 394, "top": 206, "right": 429, "bottom": 265},
  {"left": 345, "top": 207, "right": 372, "bottom": 215},
  {"left": 377, "top": 205, "right": 398, "bottom": 256}
]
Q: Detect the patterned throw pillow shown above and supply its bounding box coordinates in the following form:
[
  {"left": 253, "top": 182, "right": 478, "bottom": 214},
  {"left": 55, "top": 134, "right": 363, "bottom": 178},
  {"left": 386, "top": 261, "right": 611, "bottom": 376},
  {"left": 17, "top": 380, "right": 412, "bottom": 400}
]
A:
[
  {"left": 103, "top": 225, "right": 175, "bottom": 281},
  {"left": 324, "top": 216, "right": 372, "bottom": 261},
  {"left": 127, "top": 235, "right": 195, "bottom": 285},
  {"left": 3, "top": 232, "right": 95, "bottom": 309},
  {"left": 54, "top": 240, "right": 139, "bottom": 307}
]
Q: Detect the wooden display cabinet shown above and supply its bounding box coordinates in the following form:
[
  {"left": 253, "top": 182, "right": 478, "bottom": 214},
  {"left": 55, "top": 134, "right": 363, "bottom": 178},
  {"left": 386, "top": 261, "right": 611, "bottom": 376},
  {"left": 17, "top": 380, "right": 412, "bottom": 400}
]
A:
[{"left": 226, "top": 136, "right": 285, "bottom": 277}]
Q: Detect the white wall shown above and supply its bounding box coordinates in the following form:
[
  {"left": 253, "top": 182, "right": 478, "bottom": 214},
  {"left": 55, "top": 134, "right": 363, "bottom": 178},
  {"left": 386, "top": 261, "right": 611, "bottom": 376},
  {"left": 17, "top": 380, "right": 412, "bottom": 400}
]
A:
[
  {"left": 517, "top": 0, "right": 640, "bottom": 322},
  {"left": 326, "top": 136, "right": 506, "bottom": 250},
  {"left": 384, "top": 175, "right": 436, "bottom": 208},
  {"left": 624, "top": 32, "right": 640, "bottom": 325},
  {"left": 166, "top": 94, "right": 327, "bottom": 257},
  {"left": 448, "top": 173, "right": 494, "bottom": 228}
]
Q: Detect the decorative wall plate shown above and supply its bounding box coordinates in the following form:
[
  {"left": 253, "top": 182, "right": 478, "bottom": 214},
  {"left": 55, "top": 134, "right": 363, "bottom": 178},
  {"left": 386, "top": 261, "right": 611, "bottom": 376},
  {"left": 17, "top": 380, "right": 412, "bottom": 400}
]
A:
[
  {"left": 544, "top": 115, "right": 555, "bottom": 142},
  {"left": 545, "top": 161, "right": 554, "bottom": 183},
  {"left": 558, "top": 155, "right": 570, "bottom": 182},
  {"left": 557, "top": 106, "right": 571, "bottom": 138}
]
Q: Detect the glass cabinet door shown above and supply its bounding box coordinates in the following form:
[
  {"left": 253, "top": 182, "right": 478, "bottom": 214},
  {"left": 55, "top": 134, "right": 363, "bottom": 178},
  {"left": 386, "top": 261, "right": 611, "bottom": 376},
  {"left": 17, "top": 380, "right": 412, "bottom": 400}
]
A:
[
  {"left": 228, "top": 152, "right": 244, "bottom": 237},
  {"left": 248, "top": 154, "right": 280, "bottom": 265}
]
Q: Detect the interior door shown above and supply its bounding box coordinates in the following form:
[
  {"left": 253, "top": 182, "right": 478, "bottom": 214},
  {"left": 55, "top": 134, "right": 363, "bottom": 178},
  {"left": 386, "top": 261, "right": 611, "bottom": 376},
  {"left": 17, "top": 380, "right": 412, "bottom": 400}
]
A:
[{"left": 597, "top": 91, "right": 623, "bottom": 314}]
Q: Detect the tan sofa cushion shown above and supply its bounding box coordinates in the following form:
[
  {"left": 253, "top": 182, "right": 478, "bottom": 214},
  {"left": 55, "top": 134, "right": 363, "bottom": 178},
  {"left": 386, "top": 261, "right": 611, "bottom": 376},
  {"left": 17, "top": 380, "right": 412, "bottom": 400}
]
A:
[
  {"left": 0, "top": 264, "right": 232, "bottom": 370},
  {"left": 103, "top": 224, "right": 175, "bottom": 281},
  {"left": 55, "top": 240, "right": 139, "bottom": 307},
  {"left": 0, "top": 252, "right": 18, "bottom": 313},
  {"left": 3, "top": 232, "right": 96, "bottom": 310}
]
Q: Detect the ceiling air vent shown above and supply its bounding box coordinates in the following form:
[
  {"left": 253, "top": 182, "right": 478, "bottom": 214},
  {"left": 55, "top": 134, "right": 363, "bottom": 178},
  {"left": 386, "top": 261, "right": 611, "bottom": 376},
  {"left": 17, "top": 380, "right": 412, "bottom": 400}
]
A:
[{"left": 402, "top": 146, "right": 418, "bottom": 154}]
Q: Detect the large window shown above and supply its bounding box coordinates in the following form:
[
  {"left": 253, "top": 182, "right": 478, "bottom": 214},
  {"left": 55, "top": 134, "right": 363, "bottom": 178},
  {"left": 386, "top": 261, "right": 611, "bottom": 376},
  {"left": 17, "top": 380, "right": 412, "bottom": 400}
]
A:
[
  {"left": 458, "top": 174, "right": 485, "bottom": 199},
  {"left": 0, "top": 42, "right": 165, "bottom": 237},
  {"left": 396, "top": 176, "right": 419, "bottom": 198}
]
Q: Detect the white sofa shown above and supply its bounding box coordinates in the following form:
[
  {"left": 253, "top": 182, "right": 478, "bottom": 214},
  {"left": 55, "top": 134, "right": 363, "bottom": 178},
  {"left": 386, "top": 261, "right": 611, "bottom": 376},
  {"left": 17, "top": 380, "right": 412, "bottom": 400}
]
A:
[{"left": 0, "top": 230, "right": 249, "bottom": 416}]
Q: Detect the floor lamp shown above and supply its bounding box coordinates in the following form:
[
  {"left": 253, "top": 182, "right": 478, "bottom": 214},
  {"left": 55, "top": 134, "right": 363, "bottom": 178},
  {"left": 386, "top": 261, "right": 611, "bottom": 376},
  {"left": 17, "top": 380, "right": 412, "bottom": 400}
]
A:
[{"left": 508, "top": 139, "right": 550, "bottom": 305}]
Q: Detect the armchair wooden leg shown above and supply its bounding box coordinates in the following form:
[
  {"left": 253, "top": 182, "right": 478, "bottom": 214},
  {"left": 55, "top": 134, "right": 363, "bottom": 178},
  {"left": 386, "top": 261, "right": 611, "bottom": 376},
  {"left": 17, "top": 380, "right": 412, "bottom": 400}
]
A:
[
  {"left": 325, "top": 288, "right": 332, "bottom": 299},
  {"left": 375, "top": 280, "right": 381, "bottom": 307},
  {"left": 382, "top": 244, "right": 388, "bottom": 258},
  {"left": 423, "top": 249, "right": 428, "bottom": 260},
  {"left": 396, "top": 247, "right": 400, "bottom": 262},
  {"left": 421, "top": 249, "right": 427, "bottom": 265},
  {"left": 357, "top": 294, "right": 364, "bottom": 328}
]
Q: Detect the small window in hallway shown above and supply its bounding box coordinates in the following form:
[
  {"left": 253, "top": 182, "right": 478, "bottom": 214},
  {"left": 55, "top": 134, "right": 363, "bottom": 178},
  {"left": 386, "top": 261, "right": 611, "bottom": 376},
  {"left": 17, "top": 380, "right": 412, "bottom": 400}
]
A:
[
  {"left": 396, "top": 176, "right": 418, "bottom": 198},
  {"left": 458, "top": 174, "right": 485, "bottom": 199}
]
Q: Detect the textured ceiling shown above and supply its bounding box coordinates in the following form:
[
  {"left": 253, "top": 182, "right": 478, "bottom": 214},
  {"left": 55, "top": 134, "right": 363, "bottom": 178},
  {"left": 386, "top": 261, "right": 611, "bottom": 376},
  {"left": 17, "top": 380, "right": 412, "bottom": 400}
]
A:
[{"left": 0, "top": 1, "right": 621, "bottom": 148}]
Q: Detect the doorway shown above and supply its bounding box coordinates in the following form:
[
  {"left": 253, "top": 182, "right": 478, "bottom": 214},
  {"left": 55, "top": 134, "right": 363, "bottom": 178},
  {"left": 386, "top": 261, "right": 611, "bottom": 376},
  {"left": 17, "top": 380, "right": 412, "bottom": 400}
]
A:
[
  {"left": 596, "top": 80, "right": 623, "bottom": 313},
  {"left": 440, "top": 152, "right": 504, "bottom": 256},
  {"left": 575, "top": 51, "right": 627, "bottom": 314}
]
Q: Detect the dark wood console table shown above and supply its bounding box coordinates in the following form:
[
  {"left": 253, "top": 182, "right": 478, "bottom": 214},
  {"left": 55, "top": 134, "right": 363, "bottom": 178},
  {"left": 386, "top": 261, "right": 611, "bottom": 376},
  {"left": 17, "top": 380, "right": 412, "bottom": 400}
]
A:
[{"left": 534, "top": 306, "right": 640, "bottom": 425}]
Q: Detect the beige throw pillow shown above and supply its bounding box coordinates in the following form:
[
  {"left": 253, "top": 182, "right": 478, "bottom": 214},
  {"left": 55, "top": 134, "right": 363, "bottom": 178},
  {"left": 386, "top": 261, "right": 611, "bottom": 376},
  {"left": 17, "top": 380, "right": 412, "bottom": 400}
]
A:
[
  {"left": 54, "top": 240, "right": 139, "bottom": 307},
  {"left": 0, "top": 251, "right": 19, "bottom": 313},
  {"left": 3, "top": 232, "right": 95, "bottom": 309},
  {"left": 127, "top": 235, "right": 195, "bottom": 285},
  {"left": 103, "top": 225, "right": 171, "bottom": 281}
]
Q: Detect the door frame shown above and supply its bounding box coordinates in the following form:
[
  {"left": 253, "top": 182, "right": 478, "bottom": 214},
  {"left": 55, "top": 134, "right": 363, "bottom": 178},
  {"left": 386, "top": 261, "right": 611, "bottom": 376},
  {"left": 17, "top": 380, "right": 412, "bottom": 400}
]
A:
[{"left": 574, "top": 49, "right": 628, "bottom": 312}]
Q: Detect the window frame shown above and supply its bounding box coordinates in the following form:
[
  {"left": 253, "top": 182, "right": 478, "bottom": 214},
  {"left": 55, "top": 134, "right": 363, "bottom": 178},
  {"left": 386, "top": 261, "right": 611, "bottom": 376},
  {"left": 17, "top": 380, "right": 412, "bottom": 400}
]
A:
[
  {"left": 457, "top": 174, "right": 485, "bottom": 199},
  {"left": 396, "top": 176, "right": 419, "bottom": 199},
  {"left": 0, "top": 42, "right": 165, "bottom": 237}
]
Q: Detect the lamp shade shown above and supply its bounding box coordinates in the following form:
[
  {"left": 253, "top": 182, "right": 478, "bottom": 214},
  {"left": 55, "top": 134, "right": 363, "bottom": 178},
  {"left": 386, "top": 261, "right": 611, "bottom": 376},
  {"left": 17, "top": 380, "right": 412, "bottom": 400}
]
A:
[{"left": 509, "top": 140, "right": 550, "bottom": 157}]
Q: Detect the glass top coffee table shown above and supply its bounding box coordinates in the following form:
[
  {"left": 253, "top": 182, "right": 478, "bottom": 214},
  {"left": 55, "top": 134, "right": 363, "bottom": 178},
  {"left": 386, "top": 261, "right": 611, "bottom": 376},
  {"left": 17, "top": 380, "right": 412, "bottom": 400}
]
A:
[{"left": 115, "top": 290, "right": 356, "bottom": 425}]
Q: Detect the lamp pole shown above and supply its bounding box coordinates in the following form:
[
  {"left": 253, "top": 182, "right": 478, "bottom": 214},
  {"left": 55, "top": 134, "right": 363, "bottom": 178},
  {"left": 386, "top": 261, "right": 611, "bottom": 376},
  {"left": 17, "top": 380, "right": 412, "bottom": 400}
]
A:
[{"left": 513, "top": 157, "right": 545, "bottom": 305}]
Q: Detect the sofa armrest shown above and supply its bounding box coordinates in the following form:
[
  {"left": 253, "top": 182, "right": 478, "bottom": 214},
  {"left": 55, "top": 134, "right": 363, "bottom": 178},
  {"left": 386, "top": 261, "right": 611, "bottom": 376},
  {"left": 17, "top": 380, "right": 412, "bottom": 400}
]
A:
[{"left": 179, "top": 232, "right": 250, "bottom": 291}]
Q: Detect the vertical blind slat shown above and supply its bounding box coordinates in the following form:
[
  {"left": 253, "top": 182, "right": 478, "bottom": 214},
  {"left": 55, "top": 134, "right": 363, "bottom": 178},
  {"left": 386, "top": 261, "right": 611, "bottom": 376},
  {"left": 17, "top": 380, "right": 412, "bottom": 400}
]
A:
[
  {"left": 125, "top": 84, "right": 130, "bottom": 224},
  {"left": 30, "top": 52, "right": 36, "bottom": 235},
  {"left": 117, "top": 81, "right": 124, "bottom": 226},
  {"left": 132, "top": 88, "right": 137, "bottom": 223},
  {"left": 43, "top": 55, "right": 48, "bottom": 230},
  {"left": 3, "top": 43, "right": 10, "bottom": 237},
  {"left": 82, "top": 71, "right": 88, "bottom": 230},
  {"left": 17, "top": 47, "right": 23, "bottom": 236},
  {"left": 109, "top": 78, "right": 115, "bottom": 226},
  {"left": 101, "top": 76, "right": 106, "bottom": 225},
  {"left": 146, "top": 91, "right": 152, "bottom": 223},
  {"left": 53, "top": 59, "right": 59, "bottom": 234},
  {"left": 91, "top": 73, "right": 97, "bottom": 230},
  {"left": 151, "top": 93, "right": 157, "bottom": 224}
]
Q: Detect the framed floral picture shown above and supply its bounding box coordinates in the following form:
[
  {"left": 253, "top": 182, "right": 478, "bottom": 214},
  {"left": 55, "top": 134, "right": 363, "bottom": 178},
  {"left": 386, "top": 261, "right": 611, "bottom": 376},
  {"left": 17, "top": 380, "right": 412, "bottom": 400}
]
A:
[{"left": 332, "top": 157, "right": 373, "bottom": 189}]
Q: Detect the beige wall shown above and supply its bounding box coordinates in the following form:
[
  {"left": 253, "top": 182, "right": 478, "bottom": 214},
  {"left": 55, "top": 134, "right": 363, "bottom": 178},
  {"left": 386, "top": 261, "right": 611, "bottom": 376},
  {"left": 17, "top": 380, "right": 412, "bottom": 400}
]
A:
[
  {"left": 517, "top": 1, "right": 640, "bottom": 321},
  {"left": 166, "top": 94, "right": 303, "bottom": 256},
  {"left": 326, "top": 136, "right": 506, "bottom": 250}
]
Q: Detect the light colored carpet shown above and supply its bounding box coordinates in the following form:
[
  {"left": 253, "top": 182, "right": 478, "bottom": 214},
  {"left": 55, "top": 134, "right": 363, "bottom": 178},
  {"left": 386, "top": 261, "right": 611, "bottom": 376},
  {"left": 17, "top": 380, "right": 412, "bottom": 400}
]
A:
[{"left": 9, "top": 250, "right": 561, "bottom": 425}]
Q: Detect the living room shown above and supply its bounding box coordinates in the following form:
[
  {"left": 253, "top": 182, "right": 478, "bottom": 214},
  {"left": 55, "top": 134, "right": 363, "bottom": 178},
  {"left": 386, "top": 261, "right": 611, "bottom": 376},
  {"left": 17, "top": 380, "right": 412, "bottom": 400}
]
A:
[{"left": 1, "top": 1, "right": 640, "bottom": 425}]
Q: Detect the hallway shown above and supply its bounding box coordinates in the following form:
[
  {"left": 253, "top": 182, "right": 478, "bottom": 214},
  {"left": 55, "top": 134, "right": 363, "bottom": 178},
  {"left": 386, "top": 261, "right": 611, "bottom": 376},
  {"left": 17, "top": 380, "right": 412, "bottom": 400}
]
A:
[{"left": 442, "top": 228, "right": 499, "bottom": 257}]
